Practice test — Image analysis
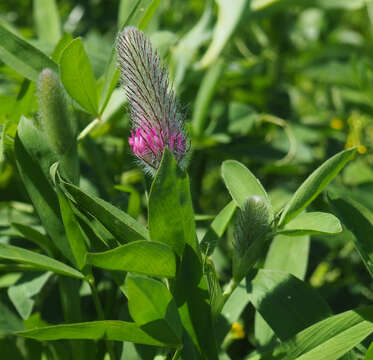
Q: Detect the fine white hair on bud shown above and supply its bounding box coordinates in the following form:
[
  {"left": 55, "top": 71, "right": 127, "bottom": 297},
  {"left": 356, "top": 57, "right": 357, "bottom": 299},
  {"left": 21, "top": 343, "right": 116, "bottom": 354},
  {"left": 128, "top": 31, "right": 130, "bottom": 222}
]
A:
[
  {"left": 233, "top": 195, "right": 272, "bottom": 253},
  {"left": 116, "top": 27, "right": 189, "bottom": 173}
]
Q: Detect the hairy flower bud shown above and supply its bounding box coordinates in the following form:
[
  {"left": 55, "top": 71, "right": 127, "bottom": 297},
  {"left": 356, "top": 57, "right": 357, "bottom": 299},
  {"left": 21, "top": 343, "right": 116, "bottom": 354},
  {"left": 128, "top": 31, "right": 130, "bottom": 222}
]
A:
[
  {"left": 116, "top": 27, "right": 189, "bottom": 173},
  {"left": 37, "top": 69, "right": 79, "bottom": 184},
  {"left": 232, "top": 195, "right": 273, "bottom": 282}
]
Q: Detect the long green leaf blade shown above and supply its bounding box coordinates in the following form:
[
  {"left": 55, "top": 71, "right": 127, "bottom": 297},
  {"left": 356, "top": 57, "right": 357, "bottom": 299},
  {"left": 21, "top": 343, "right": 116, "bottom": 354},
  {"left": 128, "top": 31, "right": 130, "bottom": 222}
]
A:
[
  {"left": 0, "top": 244, "right": 84, "bottom": 279},
  {"left": 63, "top": 181, "right": 149, "bottom": 243},
  {"left": 267, "top": 307, "right": 373, "bottom": 360},
  {"left": 17, "top": 320, "right": 166, "bottom": 346},
  {"left": 278, "top": 148, "right": 356, "bottom": 227},
  {"left": 0, "top": 23, "right": 58, "bottom": 81},
  {"left": 33, "top": 0, "right": 61, "bottom": 44}
]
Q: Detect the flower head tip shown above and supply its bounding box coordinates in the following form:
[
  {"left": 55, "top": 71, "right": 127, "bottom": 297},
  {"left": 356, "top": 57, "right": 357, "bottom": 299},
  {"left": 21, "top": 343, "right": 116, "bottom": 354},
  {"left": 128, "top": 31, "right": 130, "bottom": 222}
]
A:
[{"left": 116, "top": 27, "right": 189, "bottom": 173}]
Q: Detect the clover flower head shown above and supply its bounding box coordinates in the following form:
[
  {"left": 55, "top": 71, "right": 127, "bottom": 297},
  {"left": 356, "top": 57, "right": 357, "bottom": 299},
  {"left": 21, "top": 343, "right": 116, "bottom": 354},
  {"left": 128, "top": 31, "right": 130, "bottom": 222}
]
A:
[{"left": 116, "top": 27, "right": 189, "bottom": 173}]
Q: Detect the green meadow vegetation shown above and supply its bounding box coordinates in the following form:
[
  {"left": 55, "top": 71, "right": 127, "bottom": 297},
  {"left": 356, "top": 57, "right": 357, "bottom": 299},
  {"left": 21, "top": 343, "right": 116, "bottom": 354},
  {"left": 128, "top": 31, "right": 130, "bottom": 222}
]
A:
[{"left": 1, "top": 1, "right": 373, "bottom": 359}]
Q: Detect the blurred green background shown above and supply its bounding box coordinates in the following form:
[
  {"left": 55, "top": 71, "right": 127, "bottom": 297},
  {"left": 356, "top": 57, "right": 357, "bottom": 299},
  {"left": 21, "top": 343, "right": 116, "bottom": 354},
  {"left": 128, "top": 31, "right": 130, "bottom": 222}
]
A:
[{"left": 1, "top": 0, "right": 373, "bottom": 358}]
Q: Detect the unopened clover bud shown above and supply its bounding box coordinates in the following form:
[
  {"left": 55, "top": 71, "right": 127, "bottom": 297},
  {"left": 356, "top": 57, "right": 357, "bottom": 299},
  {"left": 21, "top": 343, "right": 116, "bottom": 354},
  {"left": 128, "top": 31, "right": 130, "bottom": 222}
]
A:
[
  {"left": 232, "top": 195, "right": 273, "bottom": 282},
  {"left": 38, "top": 69, "right": 79, "bottom": 183},
  {"left": 116, "top": 27, "right": 189, "bottom": 174}
]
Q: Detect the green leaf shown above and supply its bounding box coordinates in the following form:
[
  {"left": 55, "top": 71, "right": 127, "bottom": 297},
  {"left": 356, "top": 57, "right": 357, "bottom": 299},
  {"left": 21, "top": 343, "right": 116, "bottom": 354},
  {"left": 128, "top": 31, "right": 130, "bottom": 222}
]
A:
[
  {"left": 200, "top": 200, "right": 237, "bottom": 256},
  {"left": 328, "top": 194, "right": 373, "bottom": 278},
  {"left": 0, "top": 23, "right": 58, "bottom": 81},
  {"left": 170, "top": 0, "right": 213, "bottom": 89},
  {"left": 255, "top": 234, "right": 310, "bottom": 346},
  {"left": 264, "top": 306, "right": 373, "bottom": 360},
  {"left": 17, "top": 321, "right": 167, "bottom": 346},
  {"left": 118, "top": 0, "right": 162, "bottom": 30},
  {"left": 192, "top": 59, "right": 225, "bottom": 135},
  {"left": 199, "top": 0, "right": 247, "bottom": 68},
  {"left": 278, "top": 212, "right": 342, "bottom": 236},
  {"left": 125, "top": 274, "right": 182, "bottom": 346},
  {"left": 0, "top": 243, "right": 84, "bottom": 279},
  {"left": 87, "top": 241, "right": 176, "bottom": 278},
  {"left": 63, "top": 181, "right": 149, "bottom": 243},
  {"left": 0, "top": 301, "right": 24, "bottom": 335},
  {"left": 8, "top": 272, "right": 52, "bottom": 320},
  {"left": 364, "top": 343, "right": 373, "bottom": 360},
  {"left": 248, "top": 269, "right": 332, "bottom": 342},
  {"left": 149, "top": 150, "right": 197, "bottom": 257},
  {"left": 11, "top": 222, "right": 56, "bottom": 256},
  {"left": 222, "top": 160, "right": 270, "bottom": 209},
  {"left": 60, "top": 38, "right": 98, "bottom": 115},
  {"left": 263, "top": 235, "right": 310, "bottom": 280},
  {"left": 174, "top": 245, "right": 219, "bottom": 359},
  {"left": 15, "top": 117, "right": 73, "bottom": 262},
  {"left": 51, "top": 33, "right": 73, "bottom": 63},
  {"left": 33, "top": 0, "right": 61, "bottom": 44},
  {"left": 138, "top": 0, "right": 162, "bottom": 30},
  {"left": 57, "top": 187, "right": 88, "bottom": 270},
  {"left": 278, "top": 148, "right": 356, "bottom": 227}
]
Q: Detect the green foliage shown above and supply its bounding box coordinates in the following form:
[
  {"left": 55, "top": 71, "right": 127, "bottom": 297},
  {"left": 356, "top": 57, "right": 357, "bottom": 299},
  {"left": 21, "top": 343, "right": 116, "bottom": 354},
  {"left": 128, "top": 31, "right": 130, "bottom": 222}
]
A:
[{"left": 0, "top": 1, "right": 373, "bottom": 359}]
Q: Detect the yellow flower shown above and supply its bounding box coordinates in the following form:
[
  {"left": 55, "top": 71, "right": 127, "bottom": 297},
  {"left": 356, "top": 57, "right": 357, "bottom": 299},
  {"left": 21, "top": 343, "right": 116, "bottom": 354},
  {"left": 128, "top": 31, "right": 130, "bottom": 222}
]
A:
[
  {"left": 231, "top": 322, "right": 245, "bottom": 339},
  {"left": 330, "top": 118, "right": 344, "bottom": 130}
]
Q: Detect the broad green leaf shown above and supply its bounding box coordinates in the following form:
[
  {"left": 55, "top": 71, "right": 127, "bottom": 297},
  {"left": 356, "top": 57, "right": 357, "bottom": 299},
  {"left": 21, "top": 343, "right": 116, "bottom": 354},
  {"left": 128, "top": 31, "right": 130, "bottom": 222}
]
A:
[
  {"left": 0, "top": 23, "right": 58, "bottom": 81},
  {"left": 278, "top": 212, "right": 342, "bottom": 236},
  {"left": 60, "top": 38, "right": 98, "bottom": 115},
  {"left": 0, "top": 301, "right": 24, "bottom": 335},
  {"left": 33, "top": 0, "right": 61, "bottom": 44},
  {"left": 278, "top": 148, "right": 356, "bottom": 227},
  {"left": 255, "top": 234, "right": 310, "bottom": 346},
  {"left": 125, "top": 274, "right": 182, "bottom": 346},
  {"left": 222, "top": 160, "right": 270, "bottom": 208},
  {"left": 192, "top": 59, "right": 225, "bottom": 135},
  {"left": 57, "top": 187, "right": 88, "bottom": 270},
  {"left": 199, "top": 0, "right": 247, "bottom": 68},
  {"left": 63, "top": 181, "right": 149, "bottom": 243},
  {"left": 15, "top": 117, "right": 73, "bottom": 261},
  {"left": 17, "top": 321, "right": 166, "bottom": 346},
  {"left": 149, "top": 150, "right": 197, "bottom": 257},
  {"left": 263, "top": 235, "right": 310, "bottom": 280},
  {"left": 0, "top": 243, "right": 84, "bottom": 279},
  {"left": 248, "top": 269, "right": 331, "bottom": 342},
  {"left": 87, "top": 241, "right": 176, "bottom": 278},
  {"left": 264, "top": 306, "right": 373, "bottom": 360},
  {"left": 8, "top": 272, "right": 52, "bottom": 320},
  {"left": 328, "top": 194, "right": 373, "bottom": 278},
  {"left": 200, "top": 200, "right": 237, "bottom": 256},
  {"left": 51, "top": 33, "right": 73, "bottom": 63}
]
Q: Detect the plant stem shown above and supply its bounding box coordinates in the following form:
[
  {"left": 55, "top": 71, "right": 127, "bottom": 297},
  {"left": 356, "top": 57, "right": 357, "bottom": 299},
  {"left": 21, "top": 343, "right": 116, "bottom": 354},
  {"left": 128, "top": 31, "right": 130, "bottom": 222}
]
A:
[
  {"left": 172, "top": 348, "right": 182, "bottom": 360},
  {"left": 88, "top": 277, "right": 117, "bottom": 360},
  {"left": 222, "top": 278, "right": 238, "bottom": 303},
  {"left": 77, "top": 117, "right": 100, "bottom": 141}
]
